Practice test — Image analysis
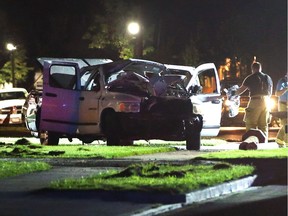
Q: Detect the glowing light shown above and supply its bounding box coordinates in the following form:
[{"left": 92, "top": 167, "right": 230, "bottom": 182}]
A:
[
  {"left": 6, "top": 43, "right": 16, "bottom": 51},
  {"left": 127, "top": 22, "right": 140, "bottom": 35}
]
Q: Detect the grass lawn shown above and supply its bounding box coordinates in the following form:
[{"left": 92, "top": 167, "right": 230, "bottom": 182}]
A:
[
  {"left": 0, "top": 161, "right": 51, "bottom": 179},
  {"left": 0, "top": 138, "right": 286, "bottom": 192},
  {"left": 50, "top": 162, "right": 255, "bottom": 194},
  {"left": 50, "top": 148, "right": 287, "bottom": 193},
  {"left": 0, "top": 138, "right": 176, "bottom": 158},
  {"left": 0, "top": 138, "right": 227, "bottom": 159}
]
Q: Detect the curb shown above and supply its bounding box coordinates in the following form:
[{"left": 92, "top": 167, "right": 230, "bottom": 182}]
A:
[{"left": 131, "top": 175, "right": 257, "bottom": 216}]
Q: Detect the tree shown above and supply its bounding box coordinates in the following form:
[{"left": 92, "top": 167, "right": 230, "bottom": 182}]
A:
[
  {"left": 83, "top": 0, "right": 155, "bottom": 59},
  {"left": 181, "top": 38, "right": 200, "bottom": 66},
  {"left": 0, "top": 48, "right": 32, "bottom": 87}
]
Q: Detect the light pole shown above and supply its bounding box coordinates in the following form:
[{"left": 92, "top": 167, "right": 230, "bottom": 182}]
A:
[
  {"left": 127, "top": 22, "right": 142, "bottom": 58},
  {"left": 6, "top": 43, "right": 17, "bottom": 87}
]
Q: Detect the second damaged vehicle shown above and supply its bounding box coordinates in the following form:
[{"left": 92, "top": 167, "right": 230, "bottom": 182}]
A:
[{"left": 23, "top": 58, "right": 203, "bottom": 150}]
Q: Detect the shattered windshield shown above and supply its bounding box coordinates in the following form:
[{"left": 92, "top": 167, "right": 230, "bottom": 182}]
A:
[
  {"left": 166, "top": 68, "right": 192, "bottom": 87},
  {"left": 105, "top": 62, "right": 163, "bottom": 84},
  {"left": 103, "top": 62, "right": 164, "bottom": 97}
]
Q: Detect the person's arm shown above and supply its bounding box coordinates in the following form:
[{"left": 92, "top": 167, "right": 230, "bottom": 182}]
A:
[
  {"left": 235, "top": 85, "right": 248, "bottom": 96},
  {"left": 275, "top": 86, "right": 288, "bottom": 97}
]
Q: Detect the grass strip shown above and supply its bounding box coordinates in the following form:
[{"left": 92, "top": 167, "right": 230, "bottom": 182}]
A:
[
  {"left": 0, "top": 142, "right": 176, "bottom": 159},
  {"left": 0, "top": 161, "right": 51, "bottom": 179},
  {"left": 50, "top": 162, "right": 254, "bottom": 194}
]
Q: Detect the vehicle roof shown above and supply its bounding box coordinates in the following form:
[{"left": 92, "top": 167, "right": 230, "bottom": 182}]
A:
[
  {"left": 165, "top": 64, "right": 196, "bottom": 73},
  {"left": 100, "top": 59, "right": 166, "bottom": 76},
  {"left": 0, "top": 88, "right": 28, "bottom": 93},
  {"left": 37, "top": 57, "right": 112, "bottom": 68}
]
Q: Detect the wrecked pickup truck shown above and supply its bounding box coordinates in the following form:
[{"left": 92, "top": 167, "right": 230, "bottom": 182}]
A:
[{"left": 23, "top": 58, "right": 203, "bottom": 150}]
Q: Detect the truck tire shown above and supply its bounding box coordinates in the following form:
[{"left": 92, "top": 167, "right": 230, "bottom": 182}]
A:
[
  {"left": 119, "top": 140, "right": 134, "bottom": 146},
  {"left": 40, "top": 131, "right": 59, "bottom": 145},
  {"left": 185, "top": 114, "right": 203, "bottom": 150},
  {"left": 103, "top": 111, "right": 120, "bottom": 146},
  {"left": 47, "top": 132, "right": 60, "bottom": 145},
  {"left": 186, "top": 130, "right": 201, "bottom": 150},
  {"left": 39, "top": 131, "right": 48, "bottom": 145}
]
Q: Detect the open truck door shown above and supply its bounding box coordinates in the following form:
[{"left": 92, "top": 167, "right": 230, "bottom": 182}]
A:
[
  {"left": 40, "top": 61, "right": 81, "bottom": 135},
  {"left": 188, "top": 63, "right": 222, "bottom": 136}
]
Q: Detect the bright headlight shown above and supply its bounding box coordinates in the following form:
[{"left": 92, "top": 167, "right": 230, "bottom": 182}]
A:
[
  {"left": 265, "top": 97, "right": 277, "bottom": 110},
  {"left": 117, "top": 102, "right": 140, "bottom": 113}
]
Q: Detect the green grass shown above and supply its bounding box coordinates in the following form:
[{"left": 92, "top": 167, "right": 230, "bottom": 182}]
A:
[
  {"left": 0, "top": 139, "right": 176, "bottom": 159},
  {"left": 0, "top": 137, "right": 225, "bottom": 159},
  {"left": 196, "top": 148, "right": 288, "bottom": 160},
  {"left": 50, "top": 162, "right": 254, "bottom": 194},
  {"left": 0, "top": 161, "right": 51, "bottom": 179},
  {"left": 50, "top": 148, "right": 286, "bottom": 193}
]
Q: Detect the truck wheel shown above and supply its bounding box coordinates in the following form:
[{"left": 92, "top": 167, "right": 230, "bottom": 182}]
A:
[
  {"left": 186, "top": 131, "right": 200, "bottom": 150},
  {"left": 103, "top": 111, "right": 120, "bottom": 146},
  {"left": 185, "top": 115, "right": 202, "bottom": 150},
  {"left": 119, "top": 140, "right": 134, "bottom": 146},
  {"left": 40, "top": 131, "right": 59, "bottom": 145},
  {"left": 39, "top": 131, "right": 48, "bottom": 145},
  {"left": 47, "top": 132, "right": 60, "bottom": 145}
]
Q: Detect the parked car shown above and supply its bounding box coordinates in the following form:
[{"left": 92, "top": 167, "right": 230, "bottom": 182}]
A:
[
  {"left": 23, "top": 58, "right": 203, "bottom": 150},
  {"left": 0, "top": 88, "right": 28, "bottom": 125},
  {"left": 165, "top": 64, "right": 223, "bottom": 137}
]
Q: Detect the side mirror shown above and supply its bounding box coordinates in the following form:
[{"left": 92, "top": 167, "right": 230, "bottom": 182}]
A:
[{"left": 188, "top": 85, "right": 202, "bottom": 95}]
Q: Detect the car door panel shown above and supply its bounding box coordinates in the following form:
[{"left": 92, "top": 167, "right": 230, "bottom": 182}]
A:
[
  {"left": 77, "top": 90, "right": 100, "bottom": 134},
  {"left": 40, "top": 61, "right": 81, "bottom": 134},
  {"left": 189, "top": 63, "right": 222, "bottom": 136},
  {"left": 77, "top": 68, "right": 101, "bottom": 134}
]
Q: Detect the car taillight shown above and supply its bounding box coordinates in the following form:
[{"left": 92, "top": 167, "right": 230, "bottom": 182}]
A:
[{"left": 10, "top": 106, "right": 17, "bottom": 114}]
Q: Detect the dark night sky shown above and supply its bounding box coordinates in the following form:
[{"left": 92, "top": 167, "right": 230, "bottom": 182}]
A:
[{"left": 0, "top": 0, "right": 287, "bottom": 83}]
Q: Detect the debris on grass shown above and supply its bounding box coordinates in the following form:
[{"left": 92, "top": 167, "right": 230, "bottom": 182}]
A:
[
  {"left": 48, "top": 151, "right": 65, "bottom": 156},
  {"left": 15, "top": 138, "right": 31, "bottom": 145},
  {"left": 51, "top": 162, "right": 255, "bottom": 194}
]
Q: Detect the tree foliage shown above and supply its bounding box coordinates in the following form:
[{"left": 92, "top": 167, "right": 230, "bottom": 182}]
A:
[
  {"left": 182, "top": 38, "right": 200, "bottom": 66},
  {"left": 0, "top": 48, "right": 32, "bottom": 86},
  {"left": 83, "top": 0, "right": 141, "bottom": 59}
]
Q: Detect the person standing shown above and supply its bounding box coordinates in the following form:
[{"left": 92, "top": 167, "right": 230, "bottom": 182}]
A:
[
  {"left": 275, "top": 74, "right": 288, "bottom": 147},
  {"left": 235, "top": 62, "right": 273, "bottom": 141}
]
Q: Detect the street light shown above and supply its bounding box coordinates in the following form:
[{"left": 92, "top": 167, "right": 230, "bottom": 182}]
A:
[
  {"left": 6, "top": 43, "right": 16, "bottom": 87},
  {"left": 127, "top": 22, "right": 140, "bottom": 35},
  {"left": 127, "top": 22, "right": 142, "bottom": 58}
]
